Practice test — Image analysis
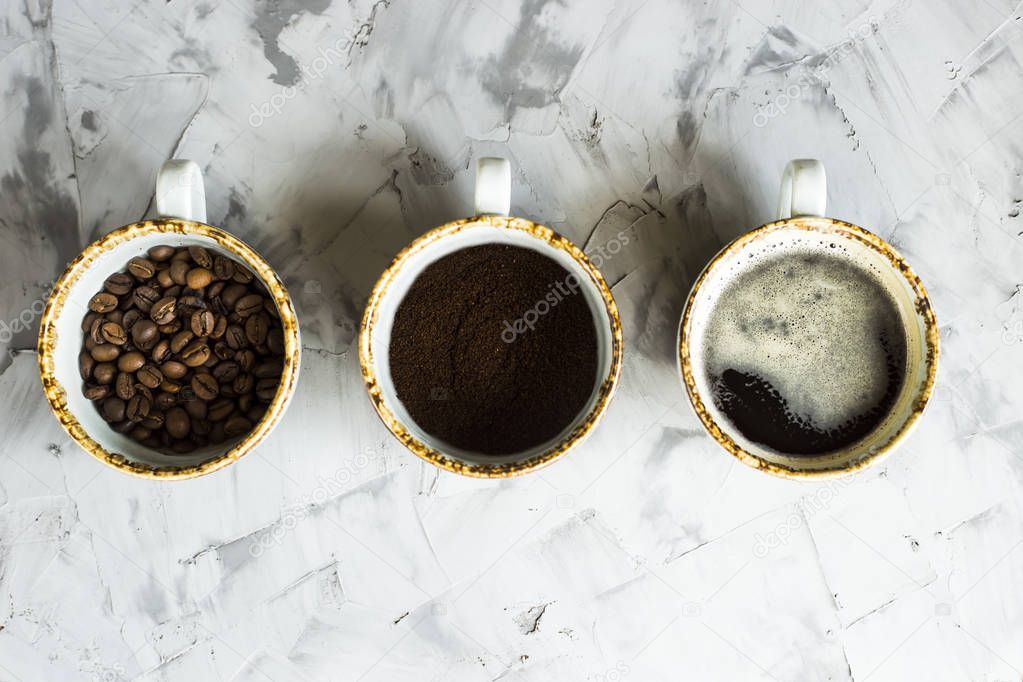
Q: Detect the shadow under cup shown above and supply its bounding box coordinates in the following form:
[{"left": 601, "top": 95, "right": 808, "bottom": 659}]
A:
[
  {"left": 679, "top": 217, "right": 939, "bottom": 478},
  {"left": 360, "top": 216, "right": 623, "bottom": 478}
]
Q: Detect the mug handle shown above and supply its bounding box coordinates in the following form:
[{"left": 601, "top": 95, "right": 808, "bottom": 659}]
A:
[
  {"left": 474, "top": 157, "right": 511, "bottom": 216},
  {"left": 777, "top": 159, "right": 826, "bottom": 219},
  {"left": 157, "top": 159, "right": 208, "bottom": 223}
]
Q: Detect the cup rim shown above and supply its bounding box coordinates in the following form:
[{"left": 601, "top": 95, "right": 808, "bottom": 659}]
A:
[
  {"left": 37, "top": 218, "right": 301, "bottom": 481},
  {"left": 359, "top": 214, "right": 624, "bottom": 478},
  {"left": 677, "top": 216, "right": 940, "bottom": 480}
]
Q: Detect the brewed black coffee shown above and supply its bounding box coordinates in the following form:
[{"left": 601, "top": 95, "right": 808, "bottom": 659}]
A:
[{"left": 702, "top": 246, "right": 907, "bottom": 456}]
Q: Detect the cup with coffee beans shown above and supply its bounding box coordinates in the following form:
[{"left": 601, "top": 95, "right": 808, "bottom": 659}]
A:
[
  {"left": 360, "top": 158, "right": 624, "bottom": 477},
  {"left": 38, "top": 160, "right": 300, "bottom": 479},
  {"left": 678, "top": 160, "right": 939, "bottom": 479}
]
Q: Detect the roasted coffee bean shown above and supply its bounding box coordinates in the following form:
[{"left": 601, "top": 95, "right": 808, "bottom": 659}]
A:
[
  {"left": 170, "top": 259, "right": 190, "bottom": 286},
  {"left": 212, "top": 360, "right": 240, "bottom": 383},
  {"left": 137, "top": 364, "right": 163, "bottom": 389},
  {"left": 93, "top": 363, "right": 116, "bottom": 386},
  {"left": 101, "top": 322, "right": 127, "bottom": 345},
  {"left": 151, "top": 339, "right": 172, "bottom": 363},
  {"left": 186, "top": 267, "right": 213, "bottom": 290},
  {"left": 84, "top": 336, "right": 99, "bottom": 351},
  {"left": 115, "top": 372, "right": 136, "bottom": 400},
  {"left": 166, "top": 407, "right": 190, "bottom": 439},
  {"left": 188, "top": 246, "right": 213, "bottom": 269},
  {"left": 210, "top": 296, "right": 229, "bottom": 317},
  {"left": 222, "top": 284, "right": 247, "bottom": 308},
  {"left": 151, "top": 296, "right": 177, "bottom": 324},
  {"left": 157, "top": 268, "right": 175, "bottom": 288},
  {"left": 238, "top": 393, "right": 253, "bottom": 413},
  {"left": 171, "top": 248, "right": 191, "bottom": 261},
  {"left": 245, "top": 313, "right": 269, "bottom": 346},
  {"left": 225, "top": 325, "right": 246, "bottom": 350},
  {"left": 256, "top": 378, "right": 279, "bottom": 401},
  {"left": 141, "top": 412, "right": 165, "bottom": 430},
  {"left": 232, "top": 373, "right": 254, "bottom": 394},
  {"left": 184, "top": 399, "right": 208, "bottom": 420},
  {"left": 158, "top": 320, "right": 183, "bottom": 334},
  {"left": 132, "top": 319, "right": 158, "bottom": 346},
  {"left": 170, "top": 330, "right": 194, "bottom": 354},
  {"left": 160, "top": 379, "right": 182, "bottom": 394},
  {"left": 104, "top": 272, "right": 134, "bottom": 295},
  {"left": 83, "top": 384, "right": 109, "bottom": 401},
  {"left": 232, "top": 266, "right": 254, "bottom": 284},
  {"left": 208, "top": 398, "right": 234, "bottom": 421},
  {"left": 82, "top": 312, "right": 100, "bottom": 333},
  {"left": 127, "top": 257, "right": 156, "bottom": 280},
  {"left": 234, "top": 294, "right": 263, "bottom": 318},
  {"left": 224, "top": 416, "right": 252, "bottom": 437},
  {"left": 208, "top": 281, "right": 226, "bottom": 298},
  {"left": 210, "top": 342, "right": 231, "bottom": 360},
  {"left": 181, "top": 339, "right": 211, "bottom": 367},
  {"left": 210, "top": 314, "right": 227, "bottom": 339},
  {"left": 122, "top": 309, "right": 142, "bottom": 330},
  {"left": 130, "top": 426, "right": 153, "bottom": 441},
  {"left": 235, "top": 349, "right": 256, "bottom": 371},
  {"left": 148, "top": 245, "right": 175, "bottom": 262},
  {"left": 164, "top": 285, "right": 183, "bottom": 299},
  {"left": 126, "top": 392, "right": 151, "bottom": 421},
  {"left": 177, "top": 293, "right": 205, "bottom": 313},
  {"left": 155, "top": 391, "right": 177, "bottom": 410},
  {"left": 89, "top": 292, "right": 118, "bottom": 313},
  {"left": 117, "top": 351, "right": 145, "bottom": 373},
  {"left": 191, "top": 310, "right": 215, "bottom": 337},
  {"left": 158, "top": 358, "right": 186, "bottom": 380},
  {"left": 106, "top": 309, "right": 124, "bottom": 325},
  {"left": 134, "top": 383, "right": 153, "bottom": 400},
  {"left": 133, "top": 286, "right": 160, "bottom": 311},
  {"left": 89, "top": 316, "right": 105, "bottom": 344},
  {"left": 213, "top": 255, "right": 234, "bottom": 280},
  {"left": 247, "top": 405, "right": 267, "bottom": 423},
  {"left": 102, "top": 397, "right": 126, "bottom": 422},
  {"left": 91, "top": 344, "right": 121, "bottom": 363},
  {"left": 191, "top": 373, "right": 219, "bottom": 400},
  {"left": 112, "top": 419, "right": 135, "bottom": 434},
  {"left": 203, "top": 353, "right": 218, "bottom": 369},
  {"left": 79, "top": 352, "right": 96, "bottom": 381}
]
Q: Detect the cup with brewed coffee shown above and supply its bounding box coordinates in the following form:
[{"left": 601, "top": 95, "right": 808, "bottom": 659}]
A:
[{"left": 678, "top": 159, "right": 939, "bottom": 479}]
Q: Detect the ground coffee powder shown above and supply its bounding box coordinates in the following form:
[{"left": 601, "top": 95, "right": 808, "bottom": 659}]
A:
[{"left": 388, "top": 243, "right": 599, "bottom": 455}]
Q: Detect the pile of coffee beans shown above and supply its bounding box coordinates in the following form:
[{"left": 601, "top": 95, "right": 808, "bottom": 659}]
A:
[{"left": 78, "top": 244, "right": 286, "bottom": 454}]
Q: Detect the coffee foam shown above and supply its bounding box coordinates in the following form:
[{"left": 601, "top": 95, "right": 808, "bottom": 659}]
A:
[{"left": 701, "top": 240, "right": 907, "bottom": 432}]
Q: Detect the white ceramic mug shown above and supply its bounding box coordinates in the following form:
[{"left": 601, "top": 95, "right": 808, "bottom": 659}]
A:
[
  {"left": 678, "top": 159, "right": 939, "bottom": 479},
  {"left": 38, "top": 161, "right": 301, "bottom": 480},
  {"left": 360, "top": 158, "right": 624, "bottom": 477}
]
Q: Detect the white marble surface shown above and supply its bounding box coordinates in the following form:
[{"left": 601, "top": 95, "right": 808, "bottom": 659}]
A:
[{"left": 1, "top": 0, "right": 1023, "bottom": 680}]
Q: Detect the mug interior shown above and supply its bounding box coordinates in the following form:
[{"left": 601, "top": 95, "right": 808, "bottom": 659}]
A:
[
  {"left": 680, "top": 218, "right": 937, "bottom": 477},
  {"left": 40, "top": 220, "right": 300, "bottom": 478},
  {"left": 363, "top": 217, "right": 621, "bottom": 474}
]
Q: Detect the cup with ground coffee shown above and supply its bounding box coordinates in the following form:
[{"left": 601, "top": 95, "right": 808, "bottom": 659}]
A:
[
  {"left": 38, "top": 160, "right": 301, "bottom": 479},
  {"left": 361, "top": 158, "right": 624, "bottom": 477},
  {"left": 678, "top": 159, "right": 939, "bottom": 479}
]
